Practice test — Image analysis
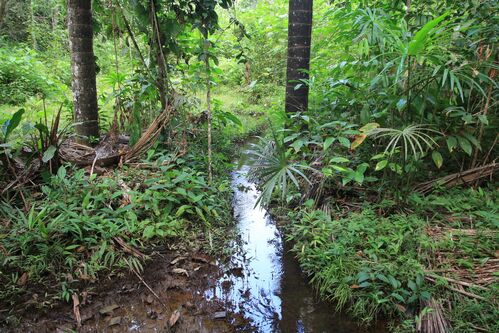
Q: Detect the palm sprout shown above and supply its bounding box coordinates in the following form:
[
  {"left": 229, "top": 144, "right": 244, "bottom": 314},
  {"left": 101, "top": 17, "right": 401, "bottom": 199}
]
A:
[
  {"left": 246, "top": 136, "right": 312, "bottom": 207},
  {"left": 367, "top": 124, "right": 441, "bottom": 161}
]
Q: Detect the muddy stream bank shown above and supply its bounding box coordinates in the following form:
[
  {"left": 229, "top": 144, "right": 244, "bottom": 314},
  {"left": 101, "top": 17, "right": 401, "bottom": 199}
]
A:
[{"left": 9, "top": 155, "right": 386, "bottom": 333}]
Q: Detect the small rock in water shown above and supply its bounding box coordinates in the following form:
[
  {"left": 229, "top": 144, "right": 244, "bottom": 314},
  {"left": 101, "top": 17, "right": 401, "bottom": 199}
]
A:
[{"left": 213, "top": 311, "right": 226, "bottom": 319}]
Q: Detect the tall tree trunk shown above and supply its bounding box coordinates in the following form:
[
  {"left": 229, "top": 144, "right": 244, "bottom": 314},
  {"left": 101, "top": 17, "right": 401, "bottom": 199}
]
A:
[
  {"left": 68, "top": 0, "right": 99, "bottom": 144},
  {"left": 150, "top": 0, "right": 168, "bottom": 110},
  {"left": 285, "top": 0, "right": 313, "bottom": 113},
  {"left": 0, "top": 0, "right": 9, "bottom": 27}
]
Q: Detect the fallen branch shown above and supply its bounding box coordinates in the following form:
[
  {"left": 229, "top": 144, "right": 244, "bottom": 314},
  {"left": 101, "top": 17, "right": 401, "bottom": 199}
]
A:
[
  {"left": 425, "top": 276, "right": 486, "bottom": 300},
  {"left": 131, "top": 269, "right": 166, "bottom": 307},
  {"left": 415, "top": 162, "right": 497, "bottom": 194},
  {"left": 72, "top": 293, "right": 82, "bottom": 328},
  {"left": 418, "top": 297, "right": 450, "bottom": 333},
  {"left": 425, "top": 272, "right": 489, "bottom": 291},
  {"left": 112, "top": 237, "right": 145, "bottom": 260}
]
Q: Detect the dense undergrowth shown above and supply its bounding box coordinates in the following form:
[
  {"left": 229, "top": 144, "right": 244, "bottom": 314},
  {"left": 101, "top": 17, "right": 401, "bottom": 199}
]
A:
[
  {"left": 0, "top": 150, "right": 233, "bottom": 306},
  {"left": 0, "top": 0, "right": 497, "bottom": 332},
  {"left": 286, "top": 187, "right": 498, "bottom": 332}
]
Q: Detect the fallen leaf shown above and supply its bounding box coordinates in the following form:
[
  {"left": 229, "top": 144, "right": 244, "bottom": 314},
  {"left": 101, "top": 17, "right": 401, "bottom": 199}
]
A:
[
  {"left": 72, "top": 293, "right": 81, "bottom": 327},
  {"left": 168, "top": 309, "right": 181, "bottom": 327},
  {"left": 17, "top": 272, "right": 29, "bottom": 286},
  {"left": 172, "top": 268, "right": 189, "bottom": 276},
  {"left": 191, "top": 254, "right": 209, "bottom": 263},
  {"left": 350, "top": 284, "right": 360, "bottom": 289},
  {"left": 99, "top": 304, "right": 119, "bottom": 315},
  {"left": 108, "top": 316, "right": 122, "bottom": 326},
  {"left": 395, "top": 304, "right": 407, "bottom": 313},
  {"left": 351, "top": 134, "right": 367, "bottom": 150},
  {"left": 170, "top": 256, "right": 187, "bottom": 265}
]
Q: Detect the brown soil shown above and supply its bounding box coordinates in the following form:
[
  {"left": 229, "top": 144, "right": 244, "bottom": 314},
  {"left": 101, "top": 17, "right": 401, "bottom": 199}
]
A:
[{"left": 5, "top": 251, "right": 250, "bottom": 333}]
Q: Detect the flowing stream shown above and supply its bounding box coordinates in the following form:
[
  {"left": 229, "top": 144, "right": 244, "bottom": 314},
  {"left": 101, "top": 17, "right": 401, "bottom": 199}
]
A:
[{"left": 205, "top": 157, "right": 385, "bottom": 332}]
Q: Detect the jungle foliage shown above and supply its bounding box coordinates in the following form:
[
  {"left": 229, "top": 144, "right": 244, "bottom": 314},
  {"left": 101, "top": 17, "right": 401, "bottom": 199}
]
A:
[{"left": 0, "top": 0, "right": 497, "bottom": 332}]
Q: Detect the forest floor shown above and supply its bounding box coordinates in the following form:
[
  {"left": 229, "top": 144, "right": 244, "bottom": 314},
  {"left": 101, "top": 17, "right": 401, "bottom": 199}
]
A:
[{"left": 11, "top": 248, "right": 247, "bottom": 333}]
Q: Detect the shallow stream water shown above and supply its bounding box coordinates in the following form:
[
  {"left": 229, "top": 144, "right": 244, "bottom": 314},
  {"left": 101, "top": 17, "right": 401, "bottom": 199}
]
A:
[{"left": 205, "top": 161, "right": 385, "bottom": 333}]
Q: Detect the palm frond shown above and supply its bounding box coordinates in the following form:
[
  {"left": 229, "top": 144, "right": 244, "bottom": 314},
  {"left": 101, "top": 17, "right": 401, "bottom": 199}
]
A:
[
  {"left": 246, "top": 136, "right": 312, "bottom": 207},
  {"left": 367, "top": 124, "right": 441, "bottom": 160}
]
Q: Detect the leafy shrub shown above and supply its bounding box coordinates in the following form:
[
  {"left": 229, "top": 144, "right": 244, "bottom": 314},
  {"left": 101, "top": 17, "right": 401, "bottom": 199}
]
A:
[{"left": 0, "top": 48, "right": 58, "bottom": 105}]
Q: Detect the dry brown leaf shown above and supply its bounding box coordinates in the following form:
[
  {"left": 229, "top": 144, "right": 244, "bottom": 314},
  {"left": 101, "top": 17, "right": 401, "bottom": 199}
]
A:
[
  {"left": 170, "top": 256, "right": 188, "bottom": 265},
  {"left": 168, "top": 309, "right": 181, "bottom": 328},
  {"left": 172, "top": 268, "right": 189, "bottom": 276},
  {"left": 72, "top": 293, "right": 82, "bottom": 327},
  {"left": 17, "top": 272, "right": 29, "bottom": 286}
]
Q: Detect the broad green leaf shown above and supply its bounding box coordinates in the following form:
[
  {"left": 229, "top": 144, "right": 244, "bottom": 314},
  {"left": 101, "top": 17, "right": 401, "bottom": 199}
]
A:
[
  {"left": 357, "top": 271, "right": 370, "bottom": 283},
  {"left": 407, "top": 280, "right": 417, "bottom": 292},
  {"left": 354, "top": 172, "right": 364, "bottom": 184},
  {"left": 291, "top": 139, "right": 305, "bottom": 152},
  {"left": 42, "top": 145, "right": 57, "bottom": 163},
  {"left": 446, "top": 136, "right": 457, "bottom": 152},
  {"left": 432, "top": 151, "right": 443, "bottom": 169},
  {"left": 462, "top": 133, "right": 481, "bottom": 150},
  {"left": 371, "top": 153, "right": 386, "bottom": 160},
  {"left": 359, "top": 122, "right": 380, "bottom": 133},
  {"left": 478, "top": 115, "right": 489, "bottom": 125},
  {"left": 57, "top": 166, "right": 67, "bottom": 179},
  {"left": 332, "top": 165, "right": 349, "bottom": 172},
  {"left": 458, "top": 137, "right": 472, "bottom": 155},
  {"left": 408, "top": 12, "right": 449, "bottom": 56},
  {"left": 176, "top": 204, "right": 191, "bottom": 217},
  {"left": 338, "top": 137, "right": 350, "bottom": 148},
  {"left": 330, "top": 156, "right": 349, "bottom": 164},
  {"left": 375, "top": 160, "right": 388, "bottom": 171},
  {"left": 323, "top": 137, "right": 336, "bottom": 151},
  {"left": 3, "top": 109, "right": 25, "bottom": 140}
]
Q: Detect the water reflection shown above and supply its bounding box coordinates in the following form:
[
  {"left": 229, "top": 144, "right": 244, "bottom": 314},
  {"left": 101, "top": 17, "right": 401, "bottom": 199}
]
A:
[{"left": 205, "top": 165, "right": 384, "bottom": 333}]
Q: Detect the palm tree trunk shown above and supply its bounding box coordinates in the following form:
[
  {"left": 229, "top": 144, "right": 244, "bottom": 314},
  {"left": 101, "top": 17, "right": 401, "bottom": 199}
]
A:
[
  {"left": 68, "top": 0, "right": 99, "bottom": 144},
  {"left": 285, "top": 0, "right": 313, "bottom": 113}
]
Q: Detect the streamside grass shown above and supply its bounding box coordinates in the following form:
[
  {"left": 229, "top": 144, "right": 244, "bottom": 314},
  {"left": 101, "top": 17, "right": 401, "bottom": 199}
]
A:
[{"left": 286, "top": 187, "right": 498, "bottom": 332}]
